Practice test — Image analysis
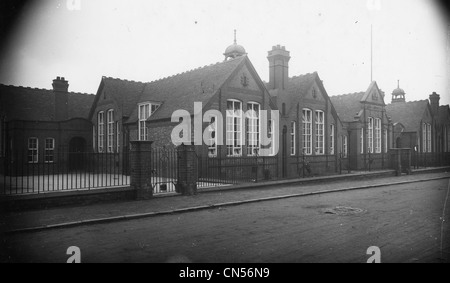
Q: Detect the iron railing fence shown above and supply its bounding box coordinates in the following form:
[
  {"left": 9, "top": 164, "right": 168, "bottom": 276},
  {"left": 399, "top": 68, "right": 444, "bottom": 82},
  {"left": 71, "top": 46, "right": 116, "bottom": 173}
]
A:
[{"left": 1, "top": 149, "right": 130, "bottom": 195}]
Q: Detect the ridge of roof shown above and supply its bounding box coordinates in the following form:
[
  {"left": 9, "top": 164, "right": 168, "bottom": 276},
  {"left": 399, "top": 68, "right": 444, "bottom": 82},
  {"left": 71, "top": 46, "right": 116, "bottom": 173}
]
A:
[
  {"left": 146, "top": 56, "right": 245, "bottom": 85},
  {"left": 0, "top": 83, "right": 94, "bottom": 96}
]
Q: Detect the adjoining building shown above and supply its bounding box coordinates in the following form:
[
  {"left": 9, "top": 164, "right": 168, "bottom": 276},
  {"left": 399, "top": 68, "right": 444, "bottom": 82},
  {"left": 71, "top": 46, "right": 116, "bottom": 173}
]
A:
[
  {"left": 265, "top": 45, "right": 343, "bottom": 177},
  {"left": 330, "top": 82, "right": 392, "bottom": 171},
  {"left": 385, "top": 86, "right": 450, "bottom": 166},
  {"left": 0, "top": 77, "right": 95, "bottom": 174}
]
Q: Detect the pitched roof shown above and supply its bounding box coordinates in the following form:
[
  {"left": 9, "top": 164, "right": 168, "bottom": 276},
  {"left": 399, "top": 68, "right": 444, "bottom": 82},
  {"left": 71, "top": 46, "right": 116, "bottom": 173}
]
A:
[
  {"left": 284, "top": 72, "right": 316, "bottom": 114},
  {"left": 0, "top": 84, "right": 94, "bottom": 121},
  {"left": 385, "top": 100, "right": 430, "bottom": 132},
  {"left": 100, "top": 77, "right": 147, "bottom": 118},
  {"left": 330, "top": 92, "right": 365, "bottom": 122},
  {"left": 126, "top": 55, "right": 247, "bottom": 122}
]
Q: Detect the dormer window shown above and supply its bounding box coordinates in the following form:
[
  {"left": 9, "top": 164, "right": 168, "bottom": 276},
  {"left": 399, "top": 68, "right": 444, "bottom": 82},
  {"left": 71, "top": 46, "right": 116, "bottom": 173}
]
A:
[{"left": 138, "top": 102, "right": 160, "bottom": 141}]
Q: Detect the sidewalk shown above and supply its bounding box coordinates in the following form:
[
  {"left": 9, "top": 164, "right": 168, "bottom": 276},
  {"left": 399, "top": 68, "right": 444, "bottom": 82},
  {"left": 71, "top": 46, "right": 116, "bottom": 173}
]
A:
[{"left": 1, "top": 167, "right": 449, "bottom": 233}]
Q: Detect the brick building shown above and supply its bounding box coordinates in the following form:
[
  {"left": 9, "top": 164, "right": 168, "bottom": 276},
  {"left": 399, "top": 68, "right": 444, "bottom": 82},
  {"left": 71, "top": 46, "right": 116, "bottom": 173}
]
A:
[
  {"left": 0, "top": 77, "right": 95, "bottom": 174},
  {"left": 385, "top": 88, "right": 450, "bottom": 166},
  {"left": 265, "top": 45, "right": 343, "bottom": 177},
  {"left": 330, "top": 82, "right": 392, "bottom": 170}
]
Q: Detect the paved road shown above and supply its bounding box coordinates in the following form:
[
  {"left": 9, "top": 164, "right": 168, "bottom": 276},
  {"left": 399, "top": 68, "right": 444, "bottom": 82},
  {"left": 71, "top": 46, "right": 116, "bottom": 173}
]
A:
[{"left": 1, "top": 178, "right": 449, "bottom": 263}]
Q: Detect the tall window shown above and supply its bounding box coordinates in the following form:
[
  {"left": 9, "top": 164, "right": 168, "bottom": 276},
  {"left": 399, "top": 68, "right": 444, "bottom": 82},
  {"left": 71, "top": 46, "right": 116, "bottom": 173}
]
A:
[
  {"left": 226, "top": 100, "right": 243, "bottom": 156},
  {"left": 139, "top": 104, "right": 149, "bottom": 141},
  {"left": 384, "top": 129, "right": 388, "bottom": 153},
  {"left": 246, "top": 102, "right": 260, "bottom": 156},
  {"left": 422, "top": 123, "right": 427, "bottom": 153},
  {"left": 45, "top": 138, "right": 55, "bottom": 163},
  {"left": 315, "top": 111, "right": 324, "bottom": 155},
  {"left": 330, "top": 124, "right": 335, "bottom": 155},
  {"left": 107, "top": 110, "right": 114, "bottom": 153},
  {"left": 423, "top": 123, "right": 432, "bottom": 153},
  {"left": 208, "top": 116, "right": 217, "bottom": 157},
  {"left": 98, "top": 111, "right": 104, "bottom": 153},
  {"left": 375, "top": 118, "right": 381, "bottom": 153},
  {"left": 367, "top": 117, "right": 373, "bottom": 153},
  {"left": 302, "top": 109, "right": 312, "bottom": 155},
  {"left": 28, "top": 137, "right": 38, "bottom": 163},
  {"left": 138, "top": 103, "right": 159, "bottom": 141},
  {"left": 290, "top": 121, "right": 296, "bottom": 156},
  {"left": 342, "top": 135, "right": 348, "bottom": 158},
  {"left": 360, "top": 128, "right": 364, "bottom": 154}
]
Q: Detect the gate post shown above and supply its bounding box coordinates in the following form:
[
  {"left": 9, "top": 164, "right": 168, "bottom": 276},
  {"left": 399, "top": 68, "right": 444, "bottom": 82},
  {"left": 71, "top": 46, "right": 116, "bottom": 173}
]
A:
[
  {"left": 177, "top": 144, "right": 197, "bottom": 196},
  {"left": 130, "top": 141, "right": 153, "bottom": 200}
]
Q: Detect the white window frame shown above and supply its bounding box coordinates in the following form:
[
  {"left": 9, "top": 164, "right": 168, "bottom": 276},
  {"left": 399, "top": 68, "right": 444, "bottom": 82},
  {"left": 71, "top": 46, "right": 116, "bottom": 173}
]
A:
[
  {"left": 246, "top": 102, "right": 260, "bottom": 156},
  {"left": 384, "top": 129, "right": 388, "bottom": 153},
  {"left": 98, "top": 111, "right": 104, "bottom": 153},
  {"left": 422, "top": 123, "right": 427, "bottom": 153},
  {"left": 367, "top": 117, "right": 374, "bottom": 153},
  {"left": 330, "top": 124, "right": 335, "bottom": 155},
  {"left": 138, "top": 103, "right": 160, "bottom": 141},
  {"left": 427, "top": 123, "right": 432, "bottom": 153},
  {"left": 290, "top": 121, "right": 296, "bottom": 156},
  {"left": 302, "top": 109, "right": 312, "bottom": 155},
  {"left": 28, "top": 137, "right": 38, "bottom": 164},
  {"left": 360, "top": 128, "right": 364, "bottom": 154},
  {"left": 342, "top": 135, "right": 348, "bottom": 158},
  {"left": 208, "top": 115, "right": 218, "bottom": 157},
  {"left": 226, "top": 99, "right": 243, "bottom": 157},
  {"left": 315, "top": 110, "right": 324, "bottom": 155},
  {"left": 44, "top": 138, "right": 55, "bottom": 163},
  {"left": 107, "top": 109, "right": 114, "bottom": 153},
  {"left": 139, "top": 103, "right": 150, "bottom": 141},
  {"left": 375, "top": 118, "right": 381, "bottom": 153}
]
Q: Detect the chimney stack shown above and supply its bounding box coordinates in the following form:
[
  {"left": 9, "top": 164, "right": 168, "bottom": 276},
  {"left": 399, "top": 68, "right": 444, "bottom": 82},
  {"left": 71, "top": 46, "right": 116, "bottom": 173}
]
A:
[
  {"left": 52, "top": 76, "right": 69, "bottom": 121},
  {"left": 267, "top": 45, "right": 290, "bottom": 90},
  {"left": 429, "top": 92, "right": 440, "bottom": 117}
]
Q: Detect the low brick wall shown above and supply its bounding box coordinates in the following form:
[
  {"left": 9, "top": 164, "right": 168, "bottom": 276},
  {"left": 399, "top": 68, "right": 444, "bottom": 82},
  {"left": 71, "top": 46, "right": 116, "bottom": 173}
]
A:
[{"left": 1, "top": 186, "right": 135, "bottom": 212}]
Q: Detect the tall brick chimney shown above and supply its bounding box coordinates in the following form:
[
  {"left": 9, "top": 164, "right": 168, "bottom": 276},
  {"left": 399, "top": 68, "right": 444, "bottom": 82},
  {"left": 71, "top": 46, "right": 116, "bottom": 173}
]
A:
[
  {"left": 267, "top": 45, "right": 290, "bottom": 90},
  {"left": 52, "top": 76, "right": 69, "bottom": 121},
  {"left": 429, "top": 92, "right": 440, "bottom": 117}
]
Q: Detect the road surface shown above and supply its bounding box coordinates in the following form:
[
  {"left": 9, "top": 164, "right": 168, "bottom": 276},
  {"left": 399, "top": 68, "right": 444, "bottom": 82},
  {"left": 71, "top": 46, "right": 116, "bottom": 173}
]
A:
[{"left": 1, "top": 178, "right": 449, "bottom": 263}]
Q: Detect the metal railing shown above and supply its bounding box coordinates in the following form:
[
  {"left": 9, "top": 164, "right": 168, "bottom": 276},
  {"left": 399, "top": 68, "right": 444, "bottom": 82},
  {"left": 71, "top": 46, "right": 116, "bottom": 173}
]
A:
[
  {"left": 1, "top": 149, "right": 130, "bottom": 195},
  {"left": 196, "top": 154, "right": 280, "bottom": 188}
]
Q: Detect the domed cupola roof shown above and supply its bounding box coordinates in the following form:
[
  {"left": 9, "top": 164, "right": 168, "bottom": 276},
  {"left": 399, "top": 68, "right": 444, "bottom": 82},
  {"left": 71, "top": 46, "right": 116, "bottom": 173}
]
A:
[
  {"left": 392, "top": 80, "right": 406, "bottom": 103},
  {"left": 224, "top": 30, "right": 247, "bottom": 60}
]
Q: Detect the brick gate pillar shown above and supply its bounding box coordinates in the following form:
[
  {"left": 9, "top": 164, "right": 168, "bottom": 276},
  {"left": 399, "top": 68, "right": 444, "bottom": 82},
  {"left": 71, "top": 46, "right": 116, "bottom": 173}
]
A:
[
  {"left": 176, "top": 144, "right": 197, "bottom": 196},
  {"left": 130, "top": 141, "right": 153, "bottom": 200}
]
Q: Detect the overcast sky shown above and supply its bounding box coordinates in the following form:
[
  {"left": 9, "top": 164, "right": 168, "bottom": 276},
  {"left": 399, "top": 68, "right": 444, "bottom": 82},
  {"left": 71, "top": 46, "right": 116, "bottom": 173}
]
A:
[{"left": 0, "top": 0, "right": 448, "bottom": 105}]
